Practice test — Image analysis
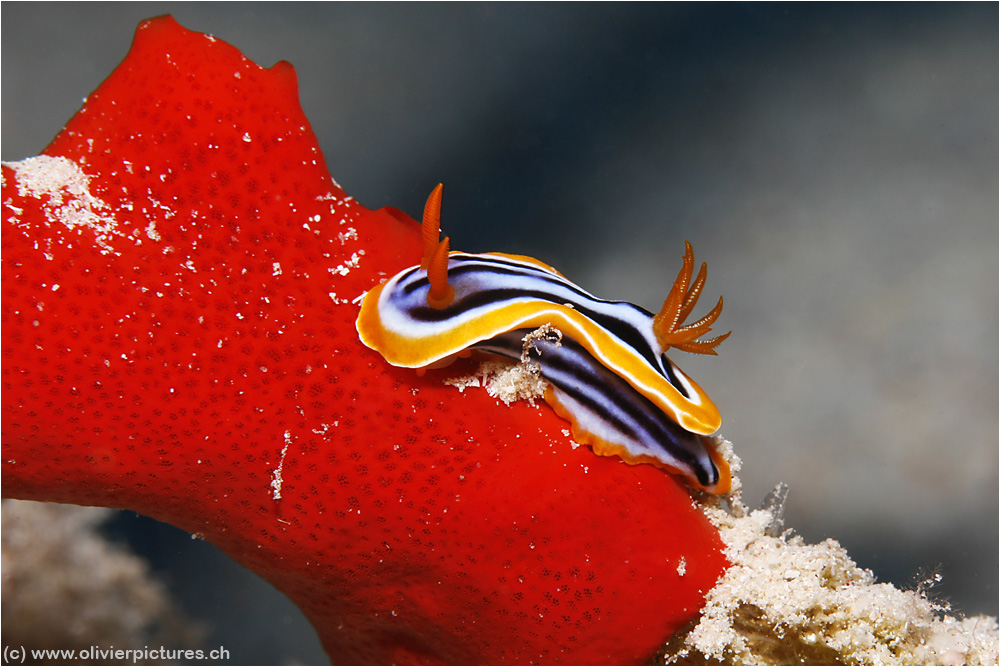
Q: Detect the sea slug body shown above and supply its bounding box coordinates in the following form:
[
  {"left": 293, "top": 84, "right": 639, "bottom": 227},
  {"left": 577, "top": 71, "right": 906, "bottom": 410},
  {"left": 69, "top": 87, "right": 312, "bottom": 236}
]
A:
[{"left": 358, "top": 184, "right": 731, "bottom": 494}]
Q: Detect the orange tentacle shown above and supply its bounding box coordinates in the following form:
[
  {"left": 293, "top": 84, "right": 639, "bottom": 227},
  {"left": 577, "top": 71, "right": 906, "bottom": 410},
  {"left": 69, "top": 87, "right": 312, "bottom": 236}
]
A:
[
  {"left": 653, "top": 241, "right": 693, "bottom": 337},
  {"left": 677, "top": 261, "right": 707, "bottom": 324},
  {"left": 653, "top": 242, "right": 730, "bottom": 355},
  {"left": 420, "top": 183, "right": 444, "bottom": 269},
  {"left": 426, "top": 236, "right": 455, "bottom": 309},
  {"left": 677, "top": 295, "right": 725, "bottom": 338},
  {"left": 672, "top": 330, "right": 731, "bottom": 356}
]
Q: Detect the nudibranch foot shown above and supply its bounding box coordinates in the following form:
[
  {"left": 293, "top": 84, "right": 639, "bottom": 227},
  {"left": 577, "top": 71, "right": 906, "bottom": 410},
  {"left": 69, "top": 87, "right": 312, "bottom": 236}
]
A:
[{"left": 414, "top": 349, "right": 473, "bottom": 376}]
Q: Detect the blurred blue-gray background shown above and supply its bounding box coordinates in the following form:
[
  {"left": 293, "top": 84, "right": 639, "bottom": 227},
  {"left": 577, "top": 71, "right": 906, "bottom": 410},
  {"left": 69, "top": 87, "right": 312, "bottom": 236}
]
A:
[{"left": 3, "top": 3, "right": 996, "bottom": 663}]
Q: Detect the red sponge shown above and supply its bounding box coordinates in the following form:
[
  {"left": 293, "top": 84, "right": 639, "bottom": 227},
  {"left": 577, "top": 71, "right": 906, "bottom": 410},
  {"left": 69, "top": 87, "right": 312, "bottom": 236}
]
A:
[{"left": 2, "top": 15, "right": 727, "bottom": 664}]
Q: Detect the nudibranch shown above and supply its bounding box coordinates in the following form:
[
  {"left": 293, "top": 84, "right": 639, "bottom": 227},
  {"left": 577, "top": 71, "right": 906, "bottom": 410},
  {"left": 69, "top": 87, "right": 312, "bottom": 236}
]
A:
[{"left": 357, "top": 184, "right": 732, "bottom": 494}]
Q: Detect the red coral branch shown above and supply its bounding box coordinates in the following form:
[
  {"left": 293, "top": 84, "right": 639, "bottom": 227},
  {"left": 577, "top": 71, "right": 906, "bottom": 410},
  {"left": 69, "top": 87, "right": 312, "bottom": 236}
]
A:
[{"left": 1, "top": 16, "right": 727, "bottom": 664}]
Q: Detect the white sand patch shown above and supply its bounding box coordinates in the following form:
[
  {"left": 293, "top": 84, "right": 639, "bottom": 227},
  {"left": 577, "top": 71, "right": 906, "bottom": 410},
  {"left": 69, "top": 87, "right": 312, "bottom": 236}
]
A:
[
  {"left": 663, "top": 447, "right": 999, "bottom": 665},
  {"left": 4, "top": 155, "right": 125, "bottom": 254}
]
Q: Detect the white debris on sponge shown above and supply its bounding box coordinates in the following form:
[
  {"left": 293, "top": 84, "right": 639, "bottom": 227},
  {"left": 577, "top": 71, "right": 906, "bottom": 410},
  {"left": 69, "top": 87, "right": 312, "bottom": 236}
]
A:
[
  {"left": 443, "top": 325, "right": 553, "bottom": 405},
  {"left": 664, "top": 439, "right": 999, "bottom": 666},
  {"left": 3, "top": 155, "right": 124, "bottom": 254},
  {"left": 444, "top": 359, "right": 548, "bottom": 406}
]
